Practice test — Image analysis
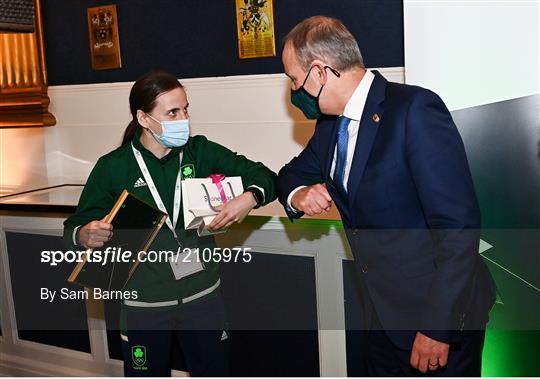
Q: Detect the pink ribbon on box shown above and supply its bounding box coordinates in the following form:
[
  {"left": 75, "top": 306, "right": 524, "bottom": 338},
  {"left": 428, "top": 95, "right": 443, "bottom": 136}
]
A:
[{"left": 209, "top": 174, "right": 228, "bottom": 204}]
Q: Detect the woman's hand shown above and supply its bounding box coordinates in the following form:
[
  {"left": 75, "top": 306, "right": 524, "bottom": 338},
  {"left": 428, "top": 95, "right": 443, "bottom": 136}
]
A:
[
  {"left": 207, "top": 192, "right": 257, "bottom": 232},
  {"left": 78, "top": 216, "right": 113, "bottom": 249}
]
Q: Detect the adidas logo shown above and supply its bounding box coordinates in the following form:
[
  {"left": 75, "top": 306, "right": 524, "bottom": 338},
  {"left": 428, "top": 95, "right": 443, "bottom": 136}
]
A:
[
  {"left": 134, "top": 177, "right": 147, "bottom": 188},
  {"left": 220, "top": 330, "right": 228, "bottom": 341}
]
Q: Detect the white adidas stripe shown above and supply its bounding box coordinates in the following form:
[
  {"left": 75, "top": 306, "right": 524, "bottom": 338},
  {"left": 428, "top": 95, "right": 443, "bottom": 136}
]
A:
[{"left": 134, "top": 177, "right": 147, "bottom": 187}]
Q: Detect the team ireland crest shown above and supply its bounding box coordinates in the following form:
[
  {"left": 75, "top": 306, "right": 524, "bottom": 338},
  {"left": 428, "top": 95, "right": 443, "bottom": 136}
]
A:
[
  {"left": 181, "top": 164, "right": 195, "bottom": 179},
  {"left": 132, "top": 345, "right": 147, "bottom": 367}
]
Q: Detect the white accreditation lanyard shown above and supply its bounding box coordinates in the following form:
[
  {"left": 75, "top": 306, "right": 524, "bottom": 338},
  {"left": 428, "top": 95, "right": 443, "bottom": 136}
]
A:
[
  {"left": 131, "top": 143, "right": 205, "bottom": 281},
  {"left": 131, "top": 143, "right": 183, "bottom": 245}
]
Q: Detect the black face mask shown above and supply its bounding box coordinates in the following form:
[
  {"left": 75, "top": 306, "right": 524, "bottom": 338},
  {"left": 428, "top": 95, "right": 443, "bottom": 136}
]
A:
[{"left": 290, "top": 65, "right": 341, "bottom": 119}]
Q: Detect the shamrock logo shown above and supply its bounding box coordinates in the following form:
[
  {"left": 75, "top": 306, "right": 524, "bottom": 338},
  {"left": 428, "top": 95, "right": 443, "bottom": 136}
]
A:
[
  {"left": 132, "top": 345, "right": 146, "bottom": 366},
  {"left": 182, "top": 165, "right": 195, "bottom": 179}
]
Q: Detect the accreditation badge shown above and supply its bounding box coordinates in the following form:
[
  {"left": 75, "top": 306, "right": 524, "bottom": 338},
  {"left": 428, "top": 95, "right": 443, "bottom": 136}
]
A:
[{"left": 168, "top": 248, "right": 204, "bottom": 280}]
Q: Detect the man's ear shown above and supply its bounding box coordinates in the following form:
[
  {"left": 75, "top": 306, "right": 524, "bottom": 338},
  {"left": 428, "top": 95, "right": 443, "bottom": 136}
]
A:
[{"left": 312, "top": 61, "right": 328, "bottom": 85}]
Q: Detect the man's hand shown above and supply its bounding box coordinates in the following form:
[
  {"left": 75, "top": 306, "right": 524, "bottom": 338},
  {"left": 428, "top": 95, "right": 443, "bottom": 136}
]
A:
[
  {"left": 410, "top": 331, "right": 450, "bottom": 373},
  {"left": 207, "top": 192, "right": 257, "bottom": 232},
  {"left": 78, "top": 216, "right": 113, "bottom": 249},
  {"left": 291, "top": 184, "right": 332, "bottom": 216}
]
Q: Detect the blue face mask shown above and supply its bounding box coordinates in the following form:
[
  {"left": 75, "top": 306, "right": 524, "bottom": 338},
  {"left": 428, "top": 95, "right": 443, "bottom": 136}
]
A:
[{"left": 146, "top": 114, "right": 190, "bottom": 148}]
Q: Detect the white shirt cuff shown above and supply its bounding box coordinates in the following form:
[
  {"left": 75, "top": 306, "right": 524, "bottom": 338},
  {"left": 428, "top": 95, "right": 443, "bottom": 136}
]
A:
[
  {"left": 72, "top": 225, "right": 82, "bottom": 246},
  {"left": 286, "top": 186, "right": 307, "bottom": 214}
]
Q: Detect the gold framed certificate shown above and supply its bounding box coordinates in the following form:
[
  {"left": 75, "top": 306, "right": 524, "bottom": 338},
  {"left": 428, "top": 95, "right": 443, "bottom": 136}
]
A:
[
  {"left": 87, "top": 4, "right": 122, "bottom": 70},
  {"left": 235, "top": 0, "right": 276, "bottom": 59}
]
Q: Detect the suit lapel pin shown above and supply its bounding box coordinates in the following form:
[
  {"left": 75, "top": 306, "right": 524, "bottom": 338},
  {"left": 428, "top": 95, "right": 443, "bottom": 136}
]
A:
[{"left": 372, "top": 113, "right": 380, "bottom": 123}]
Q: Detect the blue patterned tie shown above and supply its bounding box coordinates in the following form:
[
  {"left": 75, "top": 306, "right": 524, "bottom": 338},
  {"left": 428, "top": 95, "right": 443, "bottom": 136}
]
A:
[{"left": 333, "top": 116, "right": 351, "bottom": 194}]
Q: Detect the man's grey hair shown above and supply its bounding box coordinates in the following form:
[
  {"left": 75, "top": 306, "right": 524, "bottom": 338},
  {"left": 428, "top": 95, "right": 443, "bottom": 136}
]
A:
[{"left": 284, "top": 16, "right": 364, "bottom": 72}]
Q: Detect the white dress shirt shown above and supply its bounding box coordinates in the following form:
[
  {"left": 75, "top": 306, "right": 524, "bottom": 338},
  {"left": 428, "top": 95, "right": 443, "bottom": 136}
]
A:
[{"left": 287, "top": 70, "right": 376, "bottom": 211}]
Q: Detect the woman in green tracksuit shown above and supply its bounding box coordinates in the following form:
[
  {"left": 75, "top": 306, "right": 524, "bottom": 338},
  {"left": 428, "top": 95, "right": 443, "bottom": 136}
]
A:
[{"left": 63, "top": 70, "right": 277, "bottom": 376}]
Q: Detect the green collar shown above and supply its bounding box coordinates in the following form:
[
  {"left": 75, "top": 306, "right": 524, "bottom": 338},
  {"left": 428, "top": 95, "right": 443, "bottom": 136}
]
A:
[{"left": 132, "top": 128, "right": 184, "bottom": 163}]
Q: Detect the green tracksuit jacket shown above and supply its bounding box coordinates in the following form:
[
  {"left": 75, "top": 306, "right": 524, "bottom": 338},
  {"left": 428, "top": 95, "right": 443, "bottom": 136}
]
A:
[{"left": 63, "top": 131, "right": 277, "bottom": 308}]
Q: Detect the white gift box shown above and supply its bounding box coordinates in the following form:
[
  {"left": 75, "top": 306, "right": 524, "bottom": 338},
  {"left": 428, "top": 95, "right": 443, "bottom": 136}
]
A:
[{"left": 181, "top": 176, "right": 244, "bottom": 236}]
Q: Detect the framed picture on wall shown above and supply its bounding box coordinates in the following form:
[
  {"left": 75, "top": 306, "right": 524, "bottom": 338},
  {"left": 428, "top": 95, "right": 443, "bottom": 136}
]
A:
[
  {"left": 235, "top": 0, "right": 276, "bottom": 59},
  {"left": 87, "top": 4, "right": 122, "bottom": 70}
]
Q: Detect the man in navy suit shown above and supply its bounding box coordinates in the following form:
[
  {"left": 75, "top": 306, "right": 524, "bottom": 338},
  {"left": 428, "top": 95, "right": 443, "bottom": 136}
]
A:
[{"left": 278, "top": 16, "right": 496, "bottom": 376}]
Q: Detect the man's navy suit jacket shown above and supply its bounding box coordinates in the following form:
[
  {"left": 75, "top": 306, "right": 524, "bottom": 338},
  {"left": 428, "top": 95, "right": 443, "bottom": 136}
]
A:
[{"left": 277, "top": 71, "right": 496, "bottom": 349}]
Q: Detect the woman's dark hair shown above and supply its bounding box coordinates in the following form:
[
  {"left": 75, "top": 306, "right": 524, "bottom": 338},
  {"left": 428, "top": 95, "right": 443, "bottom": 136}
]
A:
[{"left": 121, "top": 70, "right": 183, "bottom": 145}]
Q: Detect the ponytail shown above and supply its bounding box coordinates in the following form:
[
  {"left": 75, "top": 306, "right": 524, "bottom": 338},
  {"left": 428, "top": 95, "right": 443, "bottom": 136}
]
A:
[{"left": 121, "top": 120, "right": 139, "bottom": 146}]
